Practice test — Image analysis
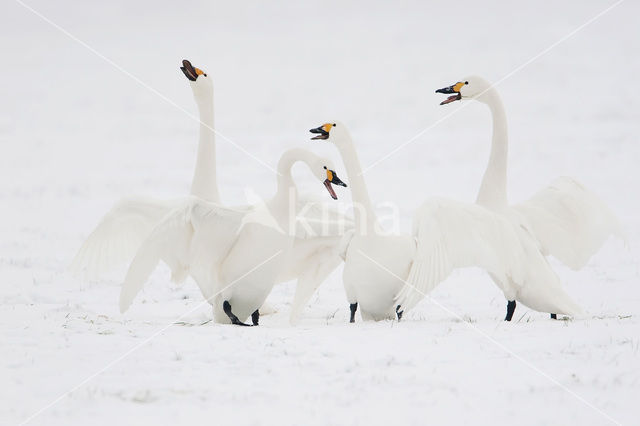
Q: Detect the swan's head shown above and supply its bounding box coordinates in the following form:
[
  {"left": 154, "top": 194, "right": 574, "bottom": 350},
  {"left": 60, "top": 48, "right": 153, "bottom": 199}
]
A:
[
  {"left": 435, "top": 76, "right": 492, "bottom": 105},
  {"left": 180, "top": 59, "right": 213, "bottom": 95},
  {"left": 311, "top": 156, "right": 347, "bottom": 200}
]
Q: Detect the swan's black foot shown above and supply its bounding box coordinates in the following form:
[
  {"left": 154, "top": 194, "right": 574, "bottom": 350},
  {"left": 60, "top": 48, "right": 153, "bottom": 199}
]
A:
[
  {"left": 251, "top": 309, "right": 260, "bottom": 326},
  {"left": 223, "top": 300, "right": 251, "bottom": 326},
  {"left": 505, "top": 300, "right": 516, "bottom": 321},
  {"left": 349, "top": 303, "right": 358, "bottom": 323},
  {"left": 550, "top": 313, "right": 557, "bottom": 320},
  {"left": 396, "top": 305, "right": 404, "bottom": 321}
]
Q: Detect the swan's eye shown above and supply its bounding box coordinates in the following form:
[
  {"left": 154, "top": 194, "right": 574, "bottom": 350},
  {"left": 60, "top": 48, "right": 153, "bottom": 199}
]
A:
[
  {"left": 323, "top": 166, "right": 327, "bottom": 169},
  {"left": 465, "top": 81, "right": 468, "bottom": 85},
  {"left": 332, "top": 123, "right": 336, "bottom": 127}
]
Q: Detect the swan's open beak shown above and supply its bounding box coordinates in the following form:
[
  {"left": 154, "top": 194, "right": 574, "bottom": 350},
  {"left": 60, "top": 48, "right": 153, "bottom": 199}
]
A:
[
  {"left": 436, "top": 82, "right": 464, "bottom": 105},
  {"left": 323, "top": 169, "right": 347, "bottom": 200},
  {"left": 181, "top": 59, "right": 206, "bottom": 81},
  {"left": 310, "top": 123, "right": 334, "bottom": 140},
  {"left": 310, "top": 126, "right": 329, "bottom": 140}
]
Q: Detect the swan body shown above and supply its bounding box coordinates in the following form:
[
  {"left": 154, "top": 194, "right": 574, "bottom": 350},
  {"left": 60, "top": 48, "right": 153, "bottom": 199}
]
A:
[
  {"left": 310, "top": 122, "right": 526, "bottom": 321},
  {"left": 436, "top": 76, "right": 622, "bottom": 319},
  {"left": 120, "top": 148, "right": 348, "bottom": 325},
  {"left": 343, "top": 234, "right": 415, "bottom": 320}
]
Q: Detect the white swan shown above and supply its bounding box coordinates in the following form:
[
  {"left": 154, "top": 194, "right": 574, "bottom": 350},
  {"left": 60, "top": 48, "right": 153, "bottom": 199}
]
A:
[
  {"left": 70, "top": 61, "right": 351, "bottom": 320},
  {"left": 309, "top": 122, "right": 537, "bottom": 321},
  {"left": 70, "top": 60, "right": 219, "bottom": 280},
  {"left": 435, "top": 76, "right": 622, "bottom": 320},
  {"left": 119, "top": 148, "right": 348, "bottom": 325}
]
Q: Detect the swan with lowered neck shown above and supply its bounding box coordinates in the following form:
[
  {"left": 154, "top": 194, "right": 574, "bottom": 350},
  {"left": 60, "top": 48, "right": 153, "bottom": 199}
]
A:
[
  {"left": 120, "top": 148, "right": 348, "bottom": 325},
  {"left": 436, "top": 76, "right": 622, "bottom": 320},
  {"left": 309, "top": 122, "right": 545, "bottom": 321}
]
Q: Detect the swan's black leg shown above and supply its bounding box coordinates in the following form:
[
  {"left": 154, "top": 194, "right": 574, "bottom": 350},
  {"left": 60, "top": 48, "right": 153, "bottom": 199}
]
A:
[
  {"left": 223, "top": 300, "right": 251, "bottom": 326},
  {"left": 349, "top": 303, "right": 358, "bottom": 323},
  {"left": 550, "top": 313, "right": 557, "bottom": 320},
  {"left": 396, "top": 305, "right": 404, "bottom": 321},
  {"left": 251, "top": 309, "right": 260, "bottom": 326},
  {"left": 505, "top": 300, "right": 516, "bottom": 321}
]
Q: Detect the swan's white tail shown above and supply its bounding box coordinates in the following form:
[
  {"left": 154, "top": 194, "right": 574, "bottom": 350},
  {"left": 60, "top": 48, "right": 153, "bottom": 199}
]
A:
[{"left": 518, "top": 282, "right": 583, "bottom": 319}]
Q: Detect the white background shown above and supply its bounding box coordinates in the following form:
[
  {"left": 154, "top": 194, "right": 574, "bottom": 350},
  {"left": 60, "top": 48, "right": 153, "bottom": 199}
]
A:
[{"left": 1, "top": 1, "right": 639, "bottom": 425}]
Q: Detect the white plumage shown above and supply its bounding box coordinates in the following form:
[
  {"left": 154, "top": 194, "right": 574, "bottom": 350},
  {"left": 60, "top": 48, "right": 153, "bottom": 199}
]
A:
[
  {"left": 515, "top": 176, "right": 624, "bottom": 270},
  {"left": 435, "top": 76, "right": 621, "bottom": 319},
  {"left": 119, "top": 149, "right": 350, "bottom": 325},
  {"left": 395, "top": 198, "right": 525, "bottom": 312},
  {"left": 312, "top": 121, "right": 532, "bottom": 321},
  {"left": 70, "top": 61, "right": 352, "bottom": 321}
]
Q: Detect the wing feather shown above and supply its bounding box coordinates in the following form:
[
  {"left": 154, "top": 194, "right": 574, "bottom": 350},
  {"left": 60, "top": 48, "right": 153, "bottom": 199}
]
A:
[
  {"left": 395, "top": 198, "right": 524, "bottom": 312},
  {"left": 69, "top": 197, "right": 175, "bottom": 281},
  {"left": 514, "top": 177, "right": 623, "bottom": 270},
  {"left": 288, "top": 237, "right": 344, "bottom": 324},
  {"left": 119, "top": 198, "right": 245, "bottom": 312}
]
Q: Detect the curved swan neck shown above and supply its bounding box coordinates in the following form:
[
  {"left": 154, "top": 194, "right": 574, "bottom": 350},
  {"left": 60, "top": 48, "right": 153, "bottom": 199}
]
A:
[
  {"left": 190, "top": 87, "right": 221, "bottom": 203},
  {"left": 476, "top": 88, "right": 508, "bottom": 209},
  {"left": 333, "top": 129, "right": 378, "bottom": 235},
  {"left": 275, "top": 148, "right": 315, "bottom": 203}
]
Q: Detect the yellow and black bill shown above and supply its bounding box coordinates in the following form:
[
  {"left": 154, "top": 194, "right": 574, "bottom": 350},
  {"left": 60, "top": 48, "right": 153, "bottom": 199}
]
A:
[
  {"left": 435, "top": 81, "right": 465, "bottom": 105},
  {"left": 181, "top": 59, "right": 207, "bottom": 81},
  {"left": 323, "top": 167, "right": 347, "bottom": 200},
  {"left": 310, "top": 123, "right": 336, "bottom": 140}
]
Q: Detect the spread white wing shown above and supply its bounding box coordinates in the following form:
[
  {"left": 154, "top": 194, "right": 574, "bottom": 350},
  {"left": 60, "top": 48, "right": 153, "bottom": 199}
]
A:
[
  {"left": 395, "top": 198, "right": 525, "bottom": 312},
  {"left": 514, "top": 177, "right": 623, "bottom": 270},
  {"left": 119, "top": 198, "right": 245, "bottom": 313},
  {"left": 287, "top": 236, "right": 345, "bottom": 324},
  {"left": 270, "top": 196, "right": 353, "bottom": 322},
  {"left": 69, "top": 197, "right": 176, "bottom": 281}
]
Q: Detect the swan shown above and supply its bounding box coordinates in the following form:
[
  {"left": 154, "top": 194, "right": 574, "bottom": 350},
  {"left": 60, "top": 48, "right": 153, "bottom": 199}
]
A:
[
  {"left": 70, "top": 60, "right": 351, "bottom": 320},
  {"left": 119, "top": 148, "right": 348, "bottom": 326},
  {"left": 70, "top": 60, "right": 220, "bottom": 280},
  {"left": 309, "top": 122, "right": 538, "bottom": 322},
  {"left": 435, "top": 76, "right": 622, "bottom": 320}
]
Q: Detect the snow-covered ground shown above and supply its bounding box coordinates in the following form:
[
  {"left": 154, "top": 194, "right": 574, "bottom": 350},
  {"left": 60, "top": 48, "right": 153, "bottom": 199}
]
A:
[{"left": 2, "top": 0, "right": 639, "bottom": 424}]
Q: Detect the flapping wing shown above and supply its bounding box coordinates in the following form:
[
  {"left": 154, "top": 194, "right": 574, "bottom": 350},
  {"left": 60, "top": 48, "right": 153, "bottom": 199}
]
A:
[
  {"left": 514, "top": 177, "right": 623, "bottom": 270},
  {"left": 119, "top": 198, "right": 244, "bottom": 313},
  {"left": 69, "top": 197, "right": 175, "bottom": 281},
  {"left": 287, "top": 236, "right": 345, "bottom": 324},
  {"left": 395, "top": 198, "right": 524, "bottom": 312}
]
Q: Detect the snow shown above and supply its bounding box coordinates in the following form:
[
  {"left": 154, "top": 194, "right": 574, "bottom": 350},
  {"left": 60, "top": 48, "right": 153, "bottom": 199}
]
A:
[{"left": 2, "top": 0, "right": 639, "bottom": 425}]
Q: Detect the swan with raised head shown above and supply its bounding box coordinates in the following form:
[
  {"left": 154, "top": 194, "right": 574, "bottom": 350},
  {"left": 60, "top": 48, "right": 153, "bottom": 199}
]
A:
[
  {"left": 119, "top": 148, "right": 348, "bottom": 325},
  {"left": 70, "top": 60, "right": 219, "bottom": 280},
  {"left": 309, "top": 122, "right": 547, "bottom": 322},
  {"left": 70, "top": 60, "right": 352, "bottom": 321},
  {"left": 435, "top": 76, "right": 622, "bottom": 320}
]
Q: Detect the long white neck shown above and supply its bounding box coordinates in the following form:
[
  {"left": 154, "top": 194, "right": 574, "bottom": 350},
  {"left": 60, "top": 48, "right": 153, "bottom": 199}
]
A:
[
  {"left": 476, "top": 88, "right": 509, "bottom": 209},
  {"left": 190, "top": 91, "right": 220, "bottom": 203},
  {"left": 333, "top": 129, "right": 379, "bottom": 235}
]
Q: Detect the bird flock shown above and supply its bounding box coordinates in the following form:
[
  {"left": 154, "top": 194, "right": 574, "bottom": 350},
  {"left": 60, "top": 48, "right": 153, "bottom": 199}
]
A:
[{"left": 70, "top": 59, "right": 622, "bottom": 326}]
